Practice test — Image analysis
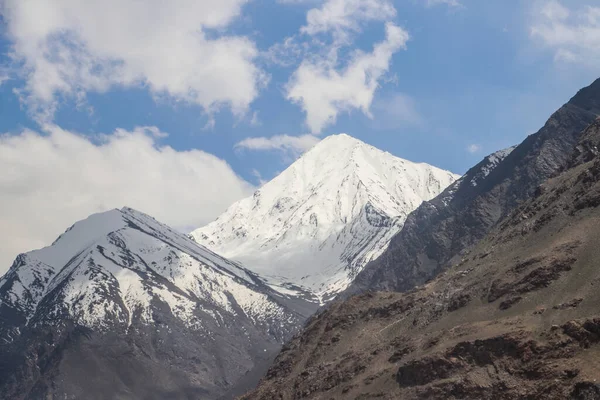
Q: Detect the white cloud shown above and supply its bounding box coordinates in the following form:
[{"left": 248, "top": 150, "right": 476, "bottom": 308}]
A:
[
  {"left": 250, "top": 111, "right": 261, "bottom": 126},
  {"left": 251, "top": 168, "right": 268, "bottom": 186},
  {"left": 235, "top": 134, "right": 320, "bottom": 157},
  {"left": 272, "top": 0, "right": 409, "bottom": 134},
  {"left": 1, "top": 0, "right": 266, "bottom": 120},
  {"left": 467, "top": 144, "right": 482, "bottom": 153},
  {"left": 277, "top": 0, "right": 321, "bottom": 4},
  {"left": 425, "top": 0, "right": 462, "bottom": 8},
  {"left": 251, "top": 168, "right": 263, "bottom": 179},
  {"left": 530, "top": 1, "right": 600, "bottom": 66},
  {"left": 0, "top": 125, "right": 254, "bottom": 273},
  {"left": 302, "top": 0, "right": 396, "bottom": 40},
  {"left": 264, "top": 0, "right": 397, "bottom": 67},
  {"left": 287, "top": 23, "right": 409, "bottom": 133},
  {"left": 263, "top": 36, "right": 312, "bottom": 68}
]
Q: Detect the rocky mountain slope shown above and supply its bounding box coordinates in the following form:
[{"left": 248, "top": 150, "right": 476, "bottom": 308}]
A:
[
  {"left": 348, "top": 78, "right": 600, "bottom": 295},
  {"left": 0, "top": 207, "right": 302, "bottom": 399},
  {"left": 192, "top": 134, "right": 459, "bottom": 304},
  {"left": 242, "top": 118, "right": 600, "bottom": 399}
]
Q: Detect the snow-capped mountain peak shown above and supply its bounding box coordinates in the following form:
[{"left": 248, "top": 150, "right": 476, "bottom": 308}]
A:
[
  {"left": 0, "top": 207, "right": 300, "bottom": 339},
  {"left": 192, "top": 134, "right": 460, "bottom": 303},
  {"left": 0, "top": 207, "right": 305, "bottom": 398}
]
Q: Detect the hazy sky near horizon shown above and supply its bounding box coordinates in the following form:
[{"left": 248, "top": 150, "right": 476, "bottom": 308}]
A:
[{"left": 0, "top": 0, "right": 599, "bottom": 271}]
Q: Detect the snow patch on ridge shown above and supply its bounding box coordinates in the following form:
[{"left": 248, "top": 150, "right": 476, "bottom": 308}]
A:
[{"left": 470, "top": 146, "right": 517, "bottom": 187}]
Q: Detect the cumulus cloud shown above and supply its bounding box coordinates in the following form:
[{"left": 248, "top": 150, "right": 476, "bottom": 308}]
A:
[
  {"left": 264, "top": 0, "right": 397, "bottom": 68},
  {"left": 270, "top": 0, "right": 409, "bottom": 134},
  {"left": 530, "top": 0, "right": 600, "bottom": 66},
  {"left": 0, "top": 0, "right": 266, "bottom": 120},
  {"left": 235, "top": 134, "right": 320, "bottom": 157},
  {"left": 0, "top": 125, "right": 254, "bottom": 273},
  {"left": 302, "top": 0, "right": 396, "bottom": 39},
  {"left": 287, "top": 23, "right": 409, "bottom": 133}
]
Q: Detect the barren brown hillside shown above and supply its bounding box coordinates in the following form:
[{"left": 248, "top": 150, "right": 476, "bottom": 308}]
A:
[{"left": 242, "top": 120, "right": 600, "bottom": 399}]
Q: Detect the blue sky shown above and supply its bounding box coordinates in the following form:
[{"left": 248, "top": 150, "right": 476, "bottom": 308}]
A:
[{"left": 0, "top": 0, "right": 599, "bottom": 269}]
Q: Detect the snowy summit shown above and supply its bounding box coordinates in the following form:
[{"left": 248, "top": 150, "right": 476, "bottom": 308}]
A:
[{"left": 192, "top": 134, "right": 460, "bottom": 303}]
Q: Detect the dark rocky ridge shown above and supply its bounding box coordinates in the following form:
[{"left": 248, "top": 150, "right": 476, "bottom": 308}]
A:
[
  {"left": 242, "top": 118, "right": 600, "bottom": 400},
  {"left": 348, "top": 78, "right": 600, "bottom": 295}
]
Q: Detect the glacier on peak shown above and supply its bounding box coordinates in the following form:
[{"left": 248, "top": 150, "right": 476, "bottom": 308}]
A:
[{"left": 192, "top": 133, "right": 460, "bottom": 304}]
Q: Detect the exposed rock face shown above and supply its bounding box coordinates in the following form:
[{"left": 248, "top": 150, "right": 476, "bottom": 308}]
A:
[
  {"left": 349, "top": 78, "right": 600, "bottom": 295},
  {"left": 242, "top": 107, "right": 600, "bottom": 398},
  {"left": 0, "top": 208, "right": 302, "bottom": 399}
]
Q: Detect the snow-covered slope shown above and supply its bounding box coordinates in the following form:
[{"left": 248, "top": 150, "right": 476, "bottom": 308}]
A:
[
  {"left": 0, "top": 207, "right": 298, "bottom": 338},
  {"left": 192, "top": 134, "right": 460, "bottom": 303},
  {"left": 0, "top": 207, "right": 305, "bottom": 398}
]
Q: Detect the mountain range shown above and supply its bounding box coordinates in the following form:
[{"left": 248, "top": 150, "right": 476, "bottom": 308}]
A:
[
  {"left": 243, "top": 100, "right": 600, "bottom": 400},
  {"left": 349, "top": 78, "right": 600, "bottom": 295},
  {"left": 1, "top": 78, "right": 600, "bottom": 399},
  {"left": 0, "top": 135, "right": 457, "bottom": 399}
]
